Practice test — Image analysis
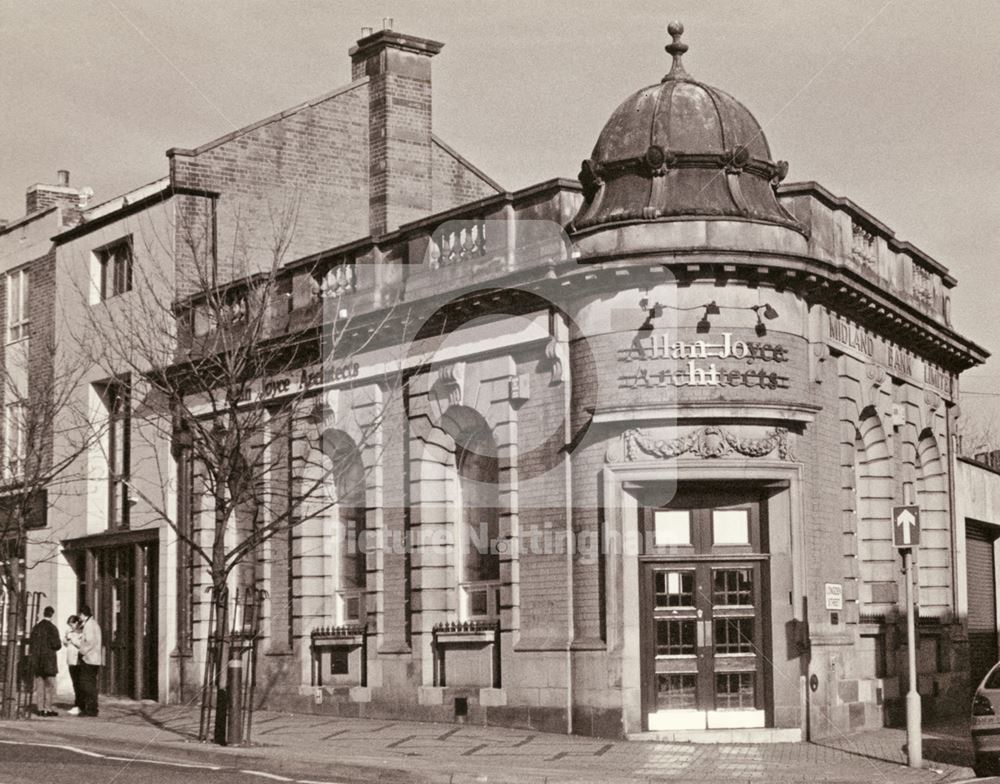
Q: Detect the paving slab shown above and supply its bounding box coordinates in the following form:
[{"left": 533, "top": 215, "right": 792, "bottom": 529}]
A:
[{"left": 0, "top": 699, "right": 979, "bottom": 784}]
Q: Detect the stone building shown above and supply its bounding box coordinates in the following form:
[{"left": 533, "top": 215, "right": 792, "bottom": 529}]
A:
[
  {"left": 38, "top": 27, "right": 499, "bottom": 704},
  {"left": 9, "top": 23, "right": 990, "bottom": 740}
]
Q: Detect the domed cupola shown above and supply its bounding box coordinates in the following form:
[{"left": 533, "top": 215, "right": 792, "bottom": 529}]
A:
[{"left": 571, "top": 22, "right": 804, "bottom": 235}]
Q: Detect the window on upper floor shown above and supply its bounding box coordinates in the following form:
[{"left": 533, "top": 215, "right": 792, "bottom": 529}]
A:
[
  {"left": 97, "top": 237, "right": 133, "bottom": 300},
  {"left": 6, "top": 269, "right": 29, "bottom": 343},
  {"left": 97, "top": 377, "right": 131, "bottom": 529},
  {"left": 4, "top": 401, "right": 25, "bottom": 481}
]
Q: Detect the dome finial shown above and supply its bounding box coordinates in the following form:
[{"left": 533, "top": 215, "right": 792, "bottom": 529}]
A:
[{"left": 663, "top": 20, "right": 690, "bottom": 81}]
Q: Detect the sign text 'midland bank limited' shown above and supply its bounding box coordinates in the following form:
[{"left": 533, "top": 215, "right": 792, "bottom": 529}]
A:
[{"left": 828, "top": 314, "right": 953, "bottom": 397}]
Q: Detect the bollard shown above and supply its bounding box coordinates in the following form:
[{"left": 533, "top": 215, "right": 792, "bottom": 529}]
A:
[
  {"left": 214, "top": 686, "right": 228, "bottom": 745},
  {"left": 226, "top": 649, "right": 245, "bottom": 746}
]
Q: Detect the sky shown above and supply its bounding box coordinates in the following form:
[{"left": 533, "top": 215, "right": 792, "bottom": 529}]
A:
[{"left": 2, "top": 0, "right": 999, "bottom": 422}]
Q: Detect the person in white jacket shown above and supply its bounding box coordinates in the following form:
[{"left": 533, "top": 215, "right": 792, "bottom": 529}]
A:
[{"left": 77, "top": 605, "right": 102, "bottom": 717}]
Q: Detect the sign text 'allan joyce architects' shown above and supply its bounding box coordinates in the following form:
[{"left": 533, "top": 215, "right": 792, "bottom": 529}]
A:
[{"left": 618, "top": 331, "right": 792, "bottom": 390}]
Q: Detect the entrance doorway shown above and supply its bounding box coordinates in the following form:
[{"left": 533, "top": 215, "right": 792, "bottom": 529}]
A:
[
  {"left": 639, "top": 489, "right": 770, "bottom": 730},
  {"left": 66, "top": 531, "right": 159, "bottom": 700}
]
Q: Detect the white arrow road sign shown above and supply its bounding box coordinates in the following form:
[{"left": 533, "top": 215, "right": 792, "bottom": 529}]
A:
[
  {"left": 893, "top": 505, "right": 920, "bottom": 548},
  {"left": 897, "top": 509, "right": 914, "bottom": 544}
]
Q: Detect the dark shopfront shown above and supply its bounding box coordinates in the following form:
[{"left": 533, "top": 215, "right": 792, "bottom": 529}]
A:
[{"left": 63, "top": 529, "right": 158, "bottom": 700}]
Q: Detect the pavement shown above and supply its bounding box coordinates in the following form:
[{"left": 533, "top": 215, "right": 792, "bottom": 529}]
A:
[{"left": 0, "top": 698, "right": 983, "bottom": 784}]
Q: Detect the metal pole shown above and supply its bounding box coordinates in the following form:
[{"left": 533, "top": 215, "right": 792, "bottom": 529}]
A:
[
  {"left": 904, "top": 548, "right": 922, "bottom": 768},
  {"left": 226, "top": 647, "right": 244, "bottom": 746}
]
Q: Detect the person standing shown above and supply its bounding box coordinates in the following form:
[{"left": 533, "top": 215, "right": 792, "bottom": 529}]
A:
[
  {"left": 77, "top": 605, "right": 102, "bottom": 717},
  {"left": 63, "top": 615, "right": 83, "bottom": 715},
  {"left": 29, "top": 606, "right": 61, "bottom": 716}
]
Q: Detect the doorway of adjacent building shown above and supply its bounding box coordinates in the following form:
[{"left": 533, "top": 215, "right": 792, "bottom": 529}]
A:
[
  {"left": 639, "top": 489, "right": 770, "bottom": 731},
  {"left": 69, "top": 534, "right": 159, "bottom": 700}
]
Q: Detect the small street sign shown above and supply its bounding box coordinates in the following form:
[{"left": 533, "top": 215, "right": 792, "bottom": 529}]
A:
[
  {"left": 893, "top": 505, "right": 921, "bottom": 548},
  {"left": 824, "top": 583, "right": 843, "bottom": 611}
]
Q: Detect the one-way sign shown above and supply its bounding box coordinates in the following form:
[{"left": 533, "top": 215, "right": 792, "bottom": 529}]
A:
[{"left": 893, "top": 505, "right": 921, "bottom": 548}]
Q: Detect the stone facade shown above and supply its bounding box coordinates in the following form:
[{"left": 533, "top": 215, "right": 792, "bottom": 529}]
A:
[{"left": 8, "top": 25, "right": 990, "bottom": 742}]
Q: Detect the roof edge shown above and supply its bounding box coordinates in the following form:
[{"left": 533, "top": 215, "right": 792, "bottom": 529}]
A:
[
  {"left": 166, "top": 78, "right": 369, "bottom": 160},
  {"left": 432, "top": 134, "right": 505, "bottom": 193},
  {"left": 778, "top": 181, "right": 956, "bottom": 286},
  {"left": 958, "top": 455, "right": 1000, "bottom": 479},
  {"left": 0, "top": 206, "right": 59, "bottom": 237}
]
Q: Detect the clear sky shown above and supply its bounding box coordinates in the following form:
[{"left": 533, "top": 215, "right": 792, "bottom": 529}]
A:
[{"left": 2, "top": 0, "right": 999, "bottom": 416}]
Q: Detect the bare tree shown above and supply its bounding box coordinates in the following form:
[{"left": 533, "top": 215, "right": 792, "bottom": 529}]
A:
[
  {"left": 955, "top": 404, "right": 1000, "bottom": 459},
  {"left": 75, "top": 198, "right": 402, "bottom": 742},
  {"left": 0, "top": 333, "right": 100, "bottom": 718}
]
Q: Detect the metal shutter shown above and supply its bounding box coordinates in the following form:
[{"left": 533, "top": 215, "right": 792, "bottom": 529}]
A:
[{"left": 967, "top": 523, "right": 999, "bottom": 689}]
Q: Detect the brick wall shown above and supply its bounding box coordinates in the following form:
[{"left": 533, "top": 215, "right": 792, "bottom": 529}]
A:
[
  {"left": 352, "top": 35, "right": 438, "bottom": 236},
  {"left": 27, "top": 250, "right": 57, "bottom": 476},
  {"left": 431, "top": 139, "right": 501, "bottom": 214},
  {"left": 25, "top": 188, "right": 81, "bottom": 226},
  {"left": 169, "top": 82, "right": 371, "bottom": 296}
]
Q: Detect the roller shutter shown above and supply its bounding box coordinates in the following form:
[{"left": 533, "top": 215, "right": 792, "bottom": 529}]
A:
[{"left": 967, "top": 522, "right": 999, "bottom": 690}]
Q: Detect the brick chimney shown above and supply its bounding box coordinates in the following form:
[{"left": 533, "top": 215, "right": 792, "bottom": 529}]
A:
[
  {"left": 350, "top": 28, "right": 443, "bottom": 236},
  {"left": 25, "top": 170, "right": 85, "bottom": 226}
]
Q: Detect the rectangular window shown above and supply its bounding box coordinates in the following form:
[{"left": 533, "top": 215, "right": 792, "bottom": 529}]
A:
[
  {"left": 4, "top": 401, "right": 25, "bottom": 479},
  {"left": 97, "top": 237, "right": 133, "bottom": 300},
  {"left": 104, "top": 380, "right": 131, "bottom": 529},
  {"left": 656, "top": 618, "right": 696, "bottom": 656},
  {"left": 461, "top": 582, "right": 500, "bottom": 621},
  {"left": 712, "top": 569, "right": 754, "bottom": 606},
  {"left": 654, "top": 570, "right": 694, "bottom": 608},
  {"left": 654, "top": 510, "right": 691, "bottom": 546},
  {"left": 714, "top": 618, "right": 755, "bottom": 654},
  {"left": 6, "top": 269, "right": 28, "bottom": 343},
  {"left": 656, "top": 673, "right": 697, "bottom": 709},
  {"left": 344, "top": 594, "right": 361, "bottom": 623},
  {"left": 712, "top": 509, "right": 750, "bottom": 545},
  {"left": 716, "top": 672, "right": 756, "bottom": 709}
]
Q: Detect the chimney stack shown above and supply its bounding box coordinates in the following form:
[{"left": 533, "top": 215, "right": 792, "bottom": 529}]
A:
[
  {"left": 350, "top": 30, "right": 443, "bottom": 236},
  {"left": 25, "top": 170, "right": 86, "bottom": 227}
]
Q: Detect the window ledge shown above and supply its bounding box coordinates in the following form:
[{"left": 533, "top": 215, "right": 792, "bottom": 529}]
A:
[
  {"left": 433, "top": 620, "right": 499, "bottom": 645},
  {"left": 311, "top": 623, "right": 367, "bottom": 647}
]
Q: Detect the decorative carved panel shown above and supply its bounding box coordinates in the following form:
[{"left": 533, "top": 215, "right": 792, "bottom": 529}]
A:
[
  {"left": 620, "top": 426, "right": 793, "bottom": 462},
  {"left": 851, "top": 222, "right": 877, "bottom": 271},
  {"left": 912, "top": 265, "right": 934, "bottom": 311}
]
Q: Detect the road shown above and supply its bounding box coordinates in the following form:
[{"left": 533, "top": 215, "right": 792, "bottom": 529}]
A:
[{"left": 0, "top": 739, "right": 354, "bottom": 784}]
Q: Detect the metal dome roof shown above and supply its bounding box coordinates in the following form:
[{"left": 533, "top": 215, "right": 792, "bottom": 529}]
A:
[{"left": 571, "top": 22, "right": 804, "bottom": 235}]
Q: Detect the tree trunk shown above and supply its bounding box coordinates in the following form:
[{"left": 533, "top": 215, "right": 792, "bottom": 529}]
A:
[
  {"left": 0, "top": 567, "right": 24, "bottom": 719},
  {"left": 198, "top": 575, "right": 229, "bottom": 742}
]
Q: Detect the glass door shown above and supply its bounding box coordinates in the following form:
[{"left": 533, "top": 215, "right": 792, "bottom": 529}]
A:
[
  {"left": 96, "top": 546, "right": 135, "bottom": 697},
  {"left": 640, "top": 492, "right": 769, "bottom": 731}
]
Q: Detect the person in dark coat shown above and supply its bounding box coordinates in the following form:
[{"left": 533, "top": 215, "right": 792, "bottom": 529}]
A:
[{"left": 30, "top": 605, "right": 61, "bottom": 716}]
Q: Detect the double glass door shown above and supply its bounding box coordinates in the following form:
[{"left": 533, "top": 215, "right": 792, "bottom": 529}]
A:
[
  {"left": 640, "top": 491, "right": 769, "bottom": 730},
  {"left": 86, "top": 541, "right": 158, "bottom": 700}
]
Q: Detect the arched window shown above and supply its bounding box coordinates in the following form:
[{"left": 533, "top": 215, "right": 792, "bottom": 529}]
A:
[
  {"left": 321, "top": 430, "right": 367, "bottom": 624},
  {"left": 454, "top": 422, "right": 500, "bottom": 618}
]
